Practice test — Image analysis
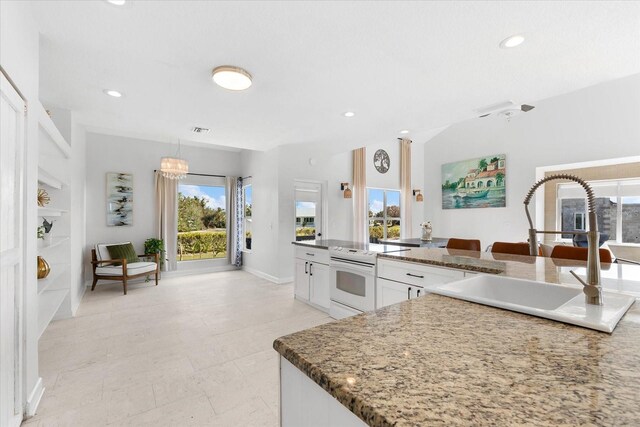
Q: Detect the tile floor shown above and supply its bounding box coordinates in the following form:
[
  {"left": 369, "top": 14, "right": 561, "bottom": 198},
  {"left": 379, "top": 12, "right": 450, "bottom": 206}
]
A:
[{"left": 24, "top": 270, "right": 332, "bottom": 426}]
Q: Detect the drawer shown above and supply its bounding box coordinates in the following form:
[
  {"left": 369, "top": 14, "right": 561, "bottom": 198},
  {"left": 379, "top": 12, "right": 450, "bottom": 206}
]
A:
[
  {"left": 295, "top": 246, "right": 330, "bottom": 265},
  {"left": 377, "top": 259, "right": 465, "bottom": 287}
]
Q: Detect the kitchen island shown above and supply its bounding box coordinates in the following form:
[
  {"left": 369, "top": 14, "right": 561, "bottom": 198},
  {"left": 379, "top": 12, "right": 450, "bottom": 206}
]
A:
[{"left": 274, "top": 248, "right": 640, "bottom": 426}]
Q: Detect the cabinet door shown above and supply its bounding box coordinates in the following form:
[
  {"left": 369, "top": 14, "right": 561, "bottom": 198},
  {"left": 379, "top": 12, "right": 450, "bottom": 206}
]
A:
[
  {"left": 294, "top": 258, "right": 310, "bottom": 301},
  {"left": 309, "top": 263, "right": 330, "bottom": 310},
  {"left": 377, "top": 278, "right": 413, "bottom": 309}
]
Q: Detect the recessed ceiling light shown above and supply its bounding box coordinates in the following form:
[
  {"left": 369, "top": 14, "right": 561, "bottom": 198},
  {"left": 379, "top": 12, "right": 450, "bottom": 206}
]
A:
[
  {"left": 399, "top": 130, "right": 410, "bottom": 134},
  {"left": 212, "top": 66, "right": 252, "bottom": 91},
  {"left": 106, "top": 0, "right": 126, "bottom": 5},
  {"left": 103, "top": 89, "right": 123, "bottom": 98},
  {"left": 344, "top": 111, "right": 355, "bottom": 118},
  {"left": 499, "top": 34, "right": 525, "bottom": 49}
]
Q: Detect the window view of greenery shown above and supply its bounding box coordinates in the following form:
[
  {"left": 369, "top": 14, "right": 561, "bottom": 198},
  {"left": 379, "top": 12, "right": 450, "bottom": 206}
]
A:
[
  {"left": 295, "top": 201, "right": 316, "bottom": 241},
  {"left": 368, "top": 189, "right": 401, "bottom": 243},
  {"left": 178, "top": 184, "right": 227, "bottom": 260},
  {"left": 244, "top": 185, "right": 252, "bottom": 250}
]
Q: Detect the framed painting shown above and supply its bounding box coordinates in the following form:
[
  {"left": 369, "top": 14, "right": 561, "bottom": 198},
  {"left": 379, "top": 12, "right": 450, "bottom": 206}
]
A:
[
  {"left": 106, "top": 172, "right": 133, "bottom": 226},
  {"left": 441, "top": 154, "right": 506, "bottom": 209}
]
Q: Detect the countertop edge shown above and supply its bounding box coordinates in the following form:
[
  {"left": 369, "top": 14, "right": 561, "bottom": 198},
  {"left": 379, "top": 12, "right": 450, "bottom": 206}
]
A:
[
  {"left": 273, "top": 338, "right": 393, "bottom": 427},
  {"left": 377, "top": 253, "right": 504, "bottom": 274}
]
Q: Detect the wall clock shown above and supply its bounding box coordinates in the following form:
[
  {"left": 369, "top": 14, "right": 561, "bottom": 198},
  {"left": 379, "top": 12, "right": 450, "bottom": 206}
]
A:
[{"left": 373, "top": 149, "right": 390, "bottom": 174}]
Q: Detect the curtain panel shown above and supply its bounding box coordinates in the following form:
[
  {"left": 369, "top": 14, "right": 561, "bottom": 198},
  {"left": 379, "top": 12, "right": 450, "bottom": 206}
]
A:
[
  {"left": 353, "top": 147, "right": 367, "bottom": 243},
  {"left": 400, "top": 138, "right": 413, "bottom": 238},
  {"left": 154, "top": 171, "right": 178, "bottom": 271},
  {"left": 227, "top": 177, "right": 243, "bottom": 267}
]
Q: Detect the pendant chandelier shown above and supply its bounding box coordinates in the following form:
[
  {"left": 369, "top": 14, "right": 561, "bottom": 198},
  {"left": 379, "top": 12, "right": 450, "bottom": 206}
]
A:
[{"left": 160, "top": 140, "right": 189, "bottom": 180}]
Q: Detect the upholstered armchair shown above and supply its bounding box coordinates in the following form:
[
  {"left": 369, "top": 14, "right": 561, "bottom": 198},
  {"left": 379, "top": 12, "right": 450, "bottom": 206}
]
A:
[{"left": 90, "top": 242, "right": 159, "bottom": 295}]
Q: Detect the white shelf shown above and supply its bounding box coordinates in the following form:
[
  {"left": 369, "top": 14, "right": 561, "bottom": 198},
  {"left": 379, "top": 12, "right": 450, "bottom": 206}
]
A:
[
  {"left": 38, "top": 289, "right": 69, "bottom": 339},
  {"left": 37, "top": 263, "right": 70, "bottom": 295},
  {"left": 38, "top": 207, "right": 67, "bottom": 217},
  {"left": 38, "top": 236, "right": 70, "bottom": 252},
  {"left": 38, "top": 165, "right": 66, "bottom": 189},
  {"left": 37, "top": 102, "right": 71, "bottom": 159}
]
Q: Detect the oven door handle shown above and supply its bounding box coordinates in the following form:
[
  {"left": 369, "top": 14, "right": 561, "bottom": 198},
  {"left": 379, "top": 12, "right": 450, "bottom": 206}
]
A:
[{"left": 330, "top": 257, "right": 375, "bottom": 269}]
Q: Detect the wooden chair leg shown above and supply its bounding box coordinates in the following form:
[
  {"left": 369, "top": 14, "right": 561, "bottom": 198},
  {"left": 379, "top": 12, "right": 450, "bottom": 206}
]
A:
[
  {"left": 91, "top": 276, "right": 98, "bottom": 291},
  {"left": 155, "top": 270, "right": 159, "bottom": 286},
  {"left": 123, "top": 277, "right": 128, "bottom": 295}
]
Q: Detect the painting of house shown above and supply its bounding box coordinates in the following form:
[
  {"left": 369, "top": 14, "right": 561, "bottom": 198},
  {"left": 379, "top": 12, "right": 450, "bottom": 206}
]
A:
[{"left": 442, "top": 154, "right": 506, "bottom": 209}]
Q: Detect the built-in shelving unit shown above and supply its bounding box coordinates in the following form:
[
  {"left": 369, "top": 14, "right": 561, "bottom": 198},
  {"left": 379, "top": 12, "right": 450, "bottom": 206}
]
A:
[{"left": 37, "top": 102, "right": 72, "bottom": 338}]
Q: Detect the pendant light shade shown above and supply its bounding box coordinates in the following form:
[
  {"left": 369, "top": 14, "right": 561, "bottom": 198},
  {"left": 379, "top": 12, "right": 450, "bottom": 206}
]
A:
[{"left": 160, "top": 139, "right": 189, "bottom": 179}]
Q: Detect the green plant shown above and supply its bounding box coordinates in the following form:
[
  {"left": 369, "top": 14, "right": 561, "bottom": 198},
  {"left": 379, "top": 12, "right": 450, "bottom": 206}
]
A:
[{"left": 144, "top": 238, "right": 165, "bottom": 267}]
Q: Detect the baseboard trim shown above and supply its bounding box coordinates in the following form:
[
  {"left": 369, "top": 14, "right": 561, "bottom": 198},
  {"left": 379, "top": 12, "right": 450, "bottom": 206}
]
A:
[
  {"left": 242, "top": 266, "right": 292, "bottom": 284},
  {"left": 25, "top": 377, "right": 44, "bottom": 417}
]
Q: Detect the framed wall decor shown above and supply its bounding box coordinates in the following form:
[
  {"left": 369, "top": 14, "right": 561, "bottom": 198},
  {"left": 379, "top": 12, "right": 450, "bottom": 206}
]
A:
[
  {"left": 106, "top": 172, "right": 133, "bottom": 226},
  {"left": 373, "top": 149, "right": 390, "bottom": 174},
  {"left": 441, "top": 154, "right": 506, "bottom": 209}
]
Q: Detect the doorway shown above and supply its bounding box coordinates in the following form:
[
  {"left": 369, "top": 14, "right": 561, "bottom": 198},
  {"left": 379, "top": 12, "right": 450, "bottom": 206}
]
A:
[{"left": 294, "top": 181, "right": 325, "bottom": 241}]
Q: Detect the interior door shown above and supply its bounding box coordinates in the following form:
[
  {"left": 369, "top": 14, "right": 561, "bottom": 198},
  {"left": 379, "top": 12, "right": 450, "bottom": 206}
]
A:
[
  {"left": 0, "top": 73, "right": 26, "bottom": 427},
  {"left": 294, "top": 181, "right": 323, "bottom": 241}
]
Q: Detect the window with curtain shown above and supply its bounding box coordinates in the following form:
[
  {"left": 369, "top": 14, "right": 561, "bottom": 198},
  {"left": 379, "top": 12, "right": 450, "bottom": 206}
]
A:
[
  {"left": 243, "top": 183, "right": 252, "bottom": 251},
  {"left": 367, "top": 188, "right": 401, "bottom": 243},
  {"left": 177, "top": 175, "right": 228, "bottom": 261},
  {"left": 557, "top": 178, "right": 640, "bottom": 244}
]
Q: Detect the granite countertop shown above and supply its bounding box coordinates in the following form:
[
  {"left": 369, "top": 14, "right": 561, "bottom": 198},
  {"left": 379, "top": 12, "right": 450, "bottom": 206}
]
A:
[
  {"left": 274, "top": 294, "right": 640, "bottom": 426},
  {"left": 377, "top": 237, "right": 449, "bottom": 248},
  {"left": 379, "top": 248, "right": 640, "bottom": 296}
]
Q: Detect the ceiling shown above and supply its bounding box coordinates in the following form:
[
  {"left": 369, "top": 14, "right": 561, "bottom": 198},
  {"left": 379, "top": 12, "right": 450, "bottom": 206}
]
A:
[{"left": 31, "top": 1, "right": 640, "bottom": 152}]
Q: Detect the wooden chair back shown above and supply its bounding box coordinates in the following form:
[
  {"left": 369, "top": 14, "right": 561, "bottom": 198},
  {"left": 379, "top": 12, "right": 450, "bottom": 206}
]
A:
[
  {"left": 446, "top": 238, "right": 481, "bottom": 252},
  {"left": 549, "top": 246, "right": 613, "bottom": 264},
  {"left": 491, "top": 242, "right": 532, "bottom": 256}
]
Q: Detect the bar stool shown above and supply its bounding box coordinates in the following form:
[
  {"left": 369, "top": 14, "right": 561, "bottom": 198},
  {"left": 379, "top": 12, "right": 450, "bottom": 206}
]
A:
[
  {"left": 491, "top": 242, "right": 531, "bottom": 256},
  {"left": 446, "top": 238, "right": 481, "bottom": 252},
  {"left": 549, "top": 246, "right": 613, "bottom": 264}
]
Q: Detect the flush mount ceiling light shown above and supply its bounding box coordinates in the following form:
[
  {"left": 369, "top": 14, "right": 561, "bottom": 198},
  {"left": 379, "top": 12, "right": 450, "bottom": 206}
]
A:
[
  {"left": 499, "top": 34, "right": 525, "bottom": 49},
  {"left": 400, "top": 130, "right": 410, "bottom": 134},
  {"left": 343, "top": 111, "right": 355, "bottom": 118},
  {"left": 103, "top": 89, "right": 123, "bottom": 98},
  {"left": 212, "top": 66, "right": 252, "bottom": 91},
  {"left": 106, "top": 0, "right": 126, "bottom": 5}
]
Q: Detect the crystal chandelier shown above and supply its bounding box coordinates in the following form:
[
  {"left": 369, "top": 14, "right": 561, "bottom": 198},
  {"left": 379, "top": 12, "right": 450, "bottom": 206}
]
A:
[{"left": 160, "top": 140, "right": 189, "bottom": 179}]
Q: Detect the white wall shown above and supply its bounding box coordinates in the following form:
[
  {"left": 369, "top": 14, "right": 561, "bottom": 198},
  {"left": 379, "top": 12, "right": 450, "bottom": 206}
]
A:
[
  {"left": 84, "top": 133, "right": 242, "bottom": 279},
  {"left": 1, "top": 0, "right": 42, "bottom": 414},
  {"left": 423, "top": 73, "right": 640, "bottom": 249}
]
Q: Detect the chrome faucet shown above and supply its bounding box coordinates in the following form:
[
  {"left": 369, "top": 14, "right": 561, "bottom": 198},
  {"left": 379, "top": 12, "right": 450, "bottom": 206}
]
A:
[{"left": 524, "top": 174, "right": 602, "bottom": 305}]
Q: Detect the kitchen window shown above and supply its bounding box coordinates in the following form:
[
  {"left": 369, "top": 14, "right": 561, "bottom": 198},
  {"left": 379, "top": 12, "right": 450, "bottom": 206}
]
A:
[
  {"left": 243, "top": 183, "right": 252, "bottom": 251},
  {"left": 368, "top": 188, "right": 401, "bottom": 243},
  {"left": 557, "top": 178, "right": 640, "bottom": 244}
]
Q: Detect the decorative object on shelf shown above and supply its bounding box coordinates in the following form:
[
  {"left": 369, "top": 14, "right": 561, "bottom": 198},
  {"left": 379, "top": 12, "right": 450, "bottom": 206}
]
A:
[
  {"left": 37, "top": 256, "right": 51, "bottom": 279},
  {"left": 37, "top": 226, "right": 45, "bottom": 240},
  {"left": 107, "top": 172, "right": 133, "bottom": 226},
  {"left": 144, "top": 238, "right": 165, "bottom": 269},
  {"left": 37, "top": 188, "right": 50, "bottom": 207},
  {"left": 413, "top": 189, "right": 424, "bottom": 202},
  {"left": 373, "top": 149, "right": 390, "bottom": 174},
  {"left": 42, "top": 218, "right": 54, "bottom": 245},
  {"left": 160, "top": 139, "right": 189, "bottom": 179},
  {"left": 420, "top": 221, "right": 433, "bottom": 241},
  {"left": 441, "top": 154, "right": 506, "bottom": 210},
  {"left": 340, "top": 182, "right": 352, "bottom": 199}
]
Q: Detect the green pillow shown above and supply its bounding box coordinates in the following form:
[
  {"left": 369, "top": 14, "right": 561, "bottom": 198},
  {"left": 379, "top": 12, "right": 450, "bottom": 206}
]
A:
[{"left": 107, "top": 243, "right": 140, "bottom": 266}]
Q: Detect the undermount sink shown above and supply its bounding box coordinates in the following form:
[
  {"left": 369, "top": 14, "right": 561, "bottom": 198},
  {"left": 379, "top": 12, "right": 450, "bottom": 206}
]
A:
[{"left": 430, "top": 275, "right": 636, "bottom": 333}]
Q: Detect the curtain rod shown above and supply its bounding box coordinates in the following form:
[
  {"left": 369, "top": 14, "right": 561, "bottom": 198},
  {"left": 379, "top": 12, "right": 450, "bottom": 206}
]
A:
[{"left": 154, "top": 170, "right": 226, "bottom": 178}]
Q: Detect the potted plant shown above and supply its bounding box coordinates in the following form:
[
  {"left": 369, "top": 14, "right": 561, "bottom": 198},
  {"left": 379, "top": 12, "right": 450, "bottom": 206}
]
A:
[{"left": 144, "top": 238, "right": 165, "bottom": 268}]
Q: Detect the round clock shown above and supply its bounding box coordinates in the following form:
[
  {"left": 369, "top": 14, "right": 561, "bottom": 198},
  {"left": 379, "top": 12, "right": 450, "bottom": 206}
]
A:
[{"left": 373, "top": 149, "right": 390, "bottom": 174}]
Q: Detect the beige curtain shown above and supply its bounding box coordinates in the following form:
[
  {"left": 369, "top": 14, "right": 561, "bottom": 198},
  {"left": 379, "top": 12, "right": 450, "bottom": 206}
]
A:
[
  {"left": 155, "top": 171, "right": 178, "bottom": 271},
  {"left": 400, "top": 138, "right": 412, "bottom": 239},
  {"left": 353, "top": 148, "right": 367, "bottom": 243},
  {"left": 226, "top": 177, "right": 242, "bottom": 267}
]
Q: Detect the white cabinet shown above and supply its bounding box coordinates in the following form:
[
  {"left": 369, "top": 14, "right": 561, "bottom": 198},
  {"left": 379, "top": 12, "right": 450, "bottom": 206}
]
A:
[
  {"left": 377, "top": 278, "right": 425, "bottom": 308},
  {"left": 295, "top": 258, "right": 310, "bottom": 301},
  {"left": 294, "top": 248, "right": 330, "bottom": 312},
  {"left": 376, "top": 259, "right": 466, "bottom": 309},
  {"left": 309, "top": 262, "right": 330, "bottom": 309}
]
